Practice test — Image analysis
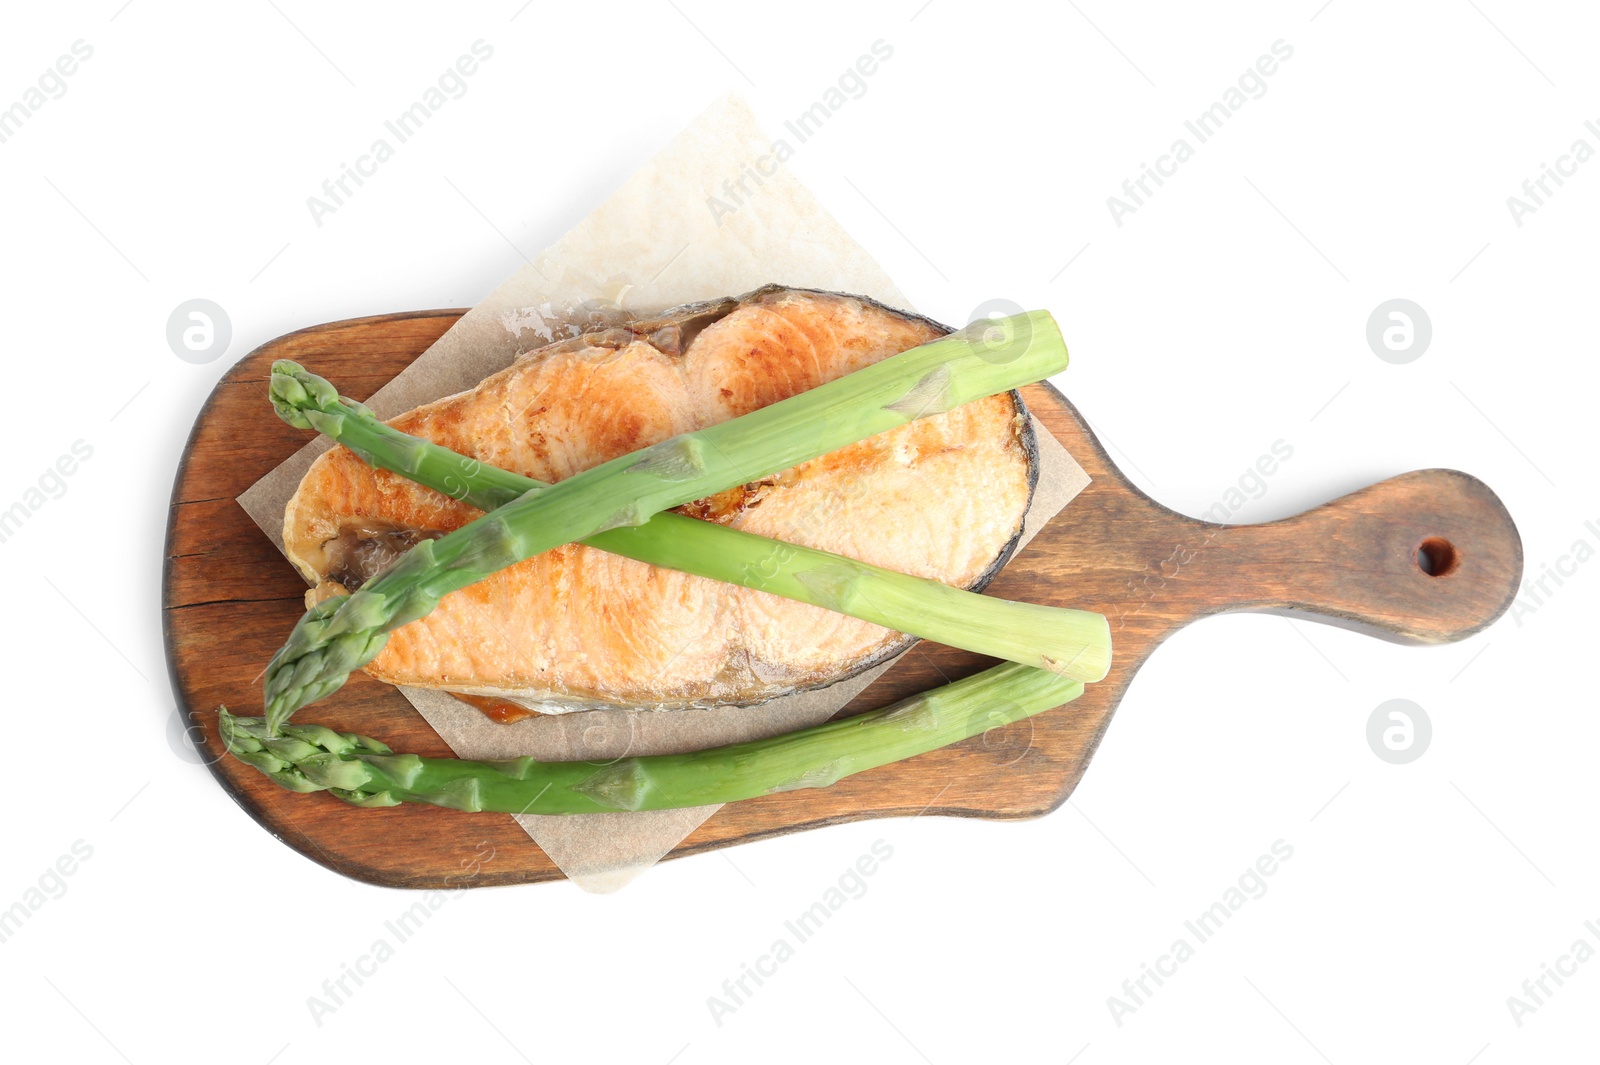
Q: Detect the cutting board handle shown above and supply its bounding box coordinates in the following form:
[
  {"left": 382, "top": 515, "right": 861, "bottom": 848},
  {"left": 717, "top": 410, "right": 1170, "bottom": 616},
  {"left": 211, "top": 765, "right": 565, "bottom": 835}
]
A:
[{"left": 1173, "top": 469, "right": 1524, "bottom": 644}]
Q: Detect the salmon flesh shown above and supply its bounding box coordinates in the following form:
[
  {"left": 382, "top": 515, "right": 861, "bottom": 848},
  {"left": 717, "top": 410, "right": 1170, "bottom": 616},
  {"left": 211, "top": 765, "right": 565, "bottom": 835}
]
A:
[{"left": 282, "top": 286, "right": 1039, "bottom": 715}]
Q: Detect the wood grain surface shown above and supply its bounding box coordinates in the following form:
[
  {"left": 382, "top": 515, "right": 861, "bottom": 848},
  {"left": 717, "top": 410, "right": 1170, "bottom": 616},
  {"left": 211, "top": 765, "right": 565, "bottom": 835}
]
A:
[{"left": 162, "top": 310, "right": 1525, "bottom": 888}]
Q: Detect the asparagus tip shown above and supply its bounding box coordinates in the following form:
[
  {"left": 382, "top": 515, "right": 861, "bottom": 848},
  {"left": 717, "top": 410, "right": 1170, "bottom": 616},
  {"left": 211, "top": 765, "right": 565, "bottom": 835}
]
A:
[{"left": 268, "top": 360, "right": 342, "bottom": 430}]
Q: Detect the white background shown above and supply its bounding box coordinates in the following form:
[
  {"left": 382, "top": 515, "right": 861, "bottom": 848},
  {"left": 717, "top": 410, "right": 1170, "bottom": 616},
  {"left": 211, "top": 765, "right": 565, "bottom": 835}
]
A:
[{"left": 0, "top": 1, "right": 1595, "bottom": 1062}]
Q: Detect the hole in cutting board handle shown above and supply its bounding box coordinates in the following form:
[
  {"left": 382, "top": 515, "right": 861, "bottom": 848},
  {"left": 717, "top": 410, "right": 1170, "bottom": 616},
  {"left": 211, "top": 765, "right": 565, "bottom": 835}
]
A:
[{"left": 1416, "top": 537, "right": 1459, "bottom": 577}]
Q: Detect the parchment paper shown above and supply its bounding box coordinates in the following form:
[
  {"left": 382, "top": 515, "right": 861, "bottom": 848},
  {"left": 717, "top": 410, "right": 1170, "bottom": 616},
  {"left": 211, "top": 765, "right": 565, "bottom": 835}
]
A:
[{"left": 238, "top": 94, "right": 1090, "bottom": 893}]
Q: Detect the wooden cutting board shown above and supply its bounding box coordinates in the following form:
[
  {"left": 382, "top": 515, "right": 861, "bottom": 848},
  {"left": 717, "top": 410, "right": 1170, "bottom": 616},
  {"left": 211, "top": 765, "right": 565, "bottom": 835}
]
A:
[{"left": 163, "top": 310, "right": 1524, "bottom": 888}]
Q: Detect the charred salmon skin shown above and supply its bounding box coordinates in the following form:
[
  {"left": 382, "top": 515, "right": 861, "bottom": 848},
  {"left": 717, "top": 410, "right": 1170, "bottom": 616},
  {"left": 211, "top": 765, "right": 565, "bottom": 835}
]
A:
[{"left": 282, "top": 286, "right": 1039, "bottom": 714}]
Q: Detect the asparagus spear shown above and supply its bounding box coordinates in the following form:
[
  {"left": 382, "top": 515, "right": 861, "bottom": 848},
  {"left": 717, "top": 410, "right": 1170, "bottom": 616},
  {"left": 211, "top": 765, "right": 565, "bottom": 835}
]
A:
[
  {"left": 223, "top": 662, "right": 1083, "bottom": 813},
  {"left": 269, "top": 362, "right": 1111, "bottom": 685},
  {"left": 263, "top": 312, "right": 1069, "bottom": 731}
]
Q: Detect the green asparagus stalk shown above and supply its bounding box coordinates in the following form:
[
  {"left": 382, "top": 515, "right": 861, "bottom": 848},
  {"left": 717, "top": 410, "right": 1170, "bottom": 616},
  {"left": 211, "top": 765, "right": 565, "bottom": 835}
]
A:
[
  {"left": 263, "top": 312, "right": 1068, "bottom": 731},
  {"left": 223, "top": 662, "right": 1083, "bottom": 813},
  {"left": 269, "top": 362, "right": 1111, "bottom": 686}
]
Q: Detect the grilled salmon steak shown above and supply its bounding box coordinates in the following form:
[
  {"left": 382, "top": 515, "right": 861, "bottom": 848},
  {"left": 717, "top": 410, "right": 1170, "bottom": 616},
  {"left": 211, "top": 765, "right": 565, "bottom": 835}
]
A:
[{"left": 283, "top": 286, "right": 1039, "bottom": 715}]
